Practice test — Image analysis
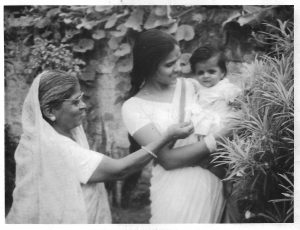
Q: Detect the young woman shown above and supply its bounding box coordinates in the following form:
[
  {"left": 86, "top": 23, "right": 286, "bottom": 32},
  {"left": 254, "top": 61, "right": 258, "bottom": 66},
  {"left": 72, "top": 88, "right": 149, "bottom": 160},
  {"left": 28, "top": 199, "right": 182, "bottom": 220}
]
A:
[
  {"left": 122, "top": 29, "right": 230, "bottom": 223},
  {"left": 6, "top": 70, "right": 193, "bottom": 224}
]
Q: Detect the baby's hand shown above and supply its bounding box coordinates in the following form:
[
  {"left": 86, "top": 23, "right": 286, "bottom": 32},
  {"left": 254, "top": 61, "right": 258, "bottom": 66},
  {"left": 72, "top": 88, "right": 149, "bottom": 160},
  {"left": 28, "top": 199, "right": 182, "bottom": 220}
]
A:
[
  {"left": 166, "top": 121, "right": 194, "bottom": 141},
  {"left": 228, "top": 98, "right": 242, "bottom": 111}
]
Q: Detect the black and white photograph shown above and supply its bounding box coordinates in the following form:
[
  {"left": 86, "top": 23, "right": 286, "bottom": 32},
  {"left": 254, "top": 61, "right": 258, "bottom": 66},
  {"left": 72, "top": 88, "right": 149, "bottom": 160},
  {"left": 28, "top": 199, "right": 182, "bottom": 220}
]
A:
[{"left": 3, "top": 1, "right": 297, "bottom": 227}]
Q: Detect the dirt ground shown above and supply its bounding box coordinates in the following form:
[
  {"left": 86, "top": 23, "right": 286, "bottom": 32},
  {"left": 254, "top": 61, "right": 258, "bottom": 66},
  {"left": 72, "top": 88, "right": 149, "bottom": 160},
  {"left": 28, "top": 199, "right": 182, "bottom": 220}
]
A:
[{"left": 111, "top": 205, "right": 150, "bottom": 224}]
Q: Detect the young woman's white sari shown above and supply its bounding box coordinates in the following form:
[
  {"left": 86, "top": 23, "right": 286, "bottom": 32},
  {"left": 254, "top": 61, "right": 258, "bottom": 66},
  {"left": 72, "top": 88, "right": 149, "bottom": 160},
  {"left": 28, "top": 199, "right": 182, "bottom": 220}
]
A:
[
  {"left": 6, "top": 72, "right": 111, "bottom": 223},
  {"left": 122, "top": 78, "right": 225, "bottom": 223}
]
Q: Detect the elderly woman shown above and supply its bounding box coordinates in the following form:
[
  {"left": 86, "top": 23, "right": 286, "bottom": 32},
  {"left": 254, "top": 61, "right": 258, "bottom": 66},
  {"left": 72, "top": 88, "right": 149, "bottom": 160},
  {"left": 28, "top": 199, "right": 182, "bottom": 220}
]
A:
[{"left": 6, "top": 70, "right": 193, "bottom": 224}]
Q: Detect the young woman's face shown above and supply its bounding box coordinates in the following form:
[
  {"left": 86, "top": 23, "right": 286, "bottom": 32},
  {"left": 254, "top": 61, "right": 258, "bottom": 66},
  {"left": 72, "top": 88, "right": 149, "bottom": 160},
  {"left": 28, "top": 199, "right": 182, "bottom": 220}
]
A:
[
  {"left": 52, "top": 83, "right": 87, "bottom": 132},
  {"left": 194, "top": 55, "right": 225, "bottom": 88},
  {"left": 153, "top": 45, "right": 182, "bottom": 86}
]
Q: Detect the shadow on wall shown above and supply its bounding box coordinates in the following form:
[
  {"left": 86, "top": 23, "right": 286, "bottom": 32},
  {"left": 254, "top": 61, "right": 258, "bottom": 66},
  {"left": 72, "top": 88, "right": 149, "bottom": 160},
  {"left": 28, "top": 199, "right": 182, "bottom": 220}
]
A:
[{"left": 5, "top": 124, "right": 17, "bottom": 216}]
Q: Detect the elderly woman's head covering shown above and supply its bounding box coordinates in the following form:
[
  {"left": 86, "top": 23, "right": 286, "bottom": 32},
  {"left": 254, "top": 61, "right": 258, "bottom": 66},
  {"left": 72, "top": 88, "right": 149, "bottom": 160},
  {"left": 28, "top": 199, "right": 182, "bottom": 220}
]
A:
[{"left": 38, "top": 70, "right": 78, "bottom": 122}]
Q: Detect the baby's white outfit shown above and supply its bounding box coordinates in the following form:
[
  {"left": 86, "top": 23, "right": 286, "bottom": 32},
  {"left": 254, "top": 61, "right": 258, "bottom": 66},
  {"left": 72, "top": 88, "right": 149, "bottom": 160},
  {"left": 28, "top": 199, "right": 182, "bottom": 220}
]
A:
[{"left": 186, "top": 78, "right": 241, "bottom": 137}]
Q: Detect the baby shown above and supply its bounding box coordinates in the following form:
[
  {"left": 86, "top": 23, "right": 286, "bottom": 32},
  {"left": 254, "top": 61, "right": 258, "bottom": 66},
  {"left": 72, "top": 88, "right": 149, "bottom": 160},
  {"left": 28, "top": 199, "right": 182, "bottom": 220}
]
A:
[{"left": 186, "top": 45, "right": 241, "bottom": 139}]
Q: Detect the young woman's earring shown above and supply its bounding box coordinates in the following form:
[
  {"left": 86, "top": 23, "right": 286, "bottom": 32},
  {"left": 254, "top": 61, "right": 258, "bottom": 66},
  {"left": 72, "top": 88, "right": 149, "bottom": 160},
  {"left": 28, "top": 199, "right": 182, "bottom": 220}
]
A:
[{"left": 50, "top": 116, "right": 56, "bottom": 121}]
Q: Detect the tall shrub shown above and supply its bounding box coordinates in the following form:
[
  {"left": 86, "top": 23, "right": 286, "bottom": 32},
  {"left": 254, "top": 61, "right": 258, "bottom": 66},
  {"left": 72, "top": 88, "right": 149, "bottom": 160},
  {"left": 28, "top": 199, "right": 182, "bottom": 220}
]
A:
[{"left": 214, "top": 20, "right": 294, "bottom": 223}]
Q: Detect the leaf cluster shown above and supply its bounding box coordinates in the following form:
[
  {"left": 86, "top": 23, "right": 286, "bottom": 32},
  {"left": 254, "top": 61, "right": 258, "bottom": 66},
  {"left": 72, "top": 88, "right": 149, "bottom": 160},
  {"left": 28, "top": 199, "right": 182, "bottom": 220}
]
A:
[{"left": 28, "top": 37, "right": 86, "bottom": 77}]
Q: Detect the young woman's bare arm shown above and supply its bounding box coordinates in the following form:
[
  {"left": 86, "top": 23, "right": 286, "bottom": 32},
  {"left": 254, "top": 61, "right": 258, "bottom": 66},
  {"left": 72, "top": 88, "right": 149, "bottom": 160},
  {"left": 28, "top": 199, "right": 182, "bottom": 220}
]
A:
[{"left": 132, "top": 123, "right": 211, "bottom": 170}]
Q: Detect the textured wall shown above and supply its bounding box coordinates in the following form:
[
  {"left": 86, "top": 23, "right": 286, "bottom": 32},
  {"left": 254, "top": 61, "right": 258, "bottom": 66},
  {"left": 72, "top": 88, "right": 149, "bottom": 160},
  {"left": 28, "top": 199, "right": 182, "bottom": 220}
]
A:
[
  {"left": 83, "top": 46, "right": 131, "bottom": 157},
  {"left": 5, "top": 44, "right": 30, "bottom": 142}
]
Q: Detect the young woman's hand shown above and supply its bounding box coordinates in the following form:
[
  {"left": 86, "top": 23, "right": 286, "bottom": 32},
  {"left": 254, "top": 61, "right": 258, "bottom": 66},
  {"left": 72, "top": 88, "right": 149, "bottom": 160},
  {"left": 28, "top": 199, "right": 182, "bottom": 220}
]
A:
[{"left": 165, "top": 121, "right": 194, "bottom": 141}]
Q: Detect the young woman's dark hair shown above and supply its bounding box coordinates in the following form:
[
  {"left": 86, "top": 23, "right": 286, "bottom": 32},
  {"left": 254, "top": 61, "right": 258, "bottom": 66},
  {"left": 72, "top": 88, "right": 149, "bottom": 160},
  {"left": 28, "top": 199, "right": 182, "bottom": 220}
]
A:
[
  {"left": 189, "top": 45, "right": 227, "bottom": 76},
  {"left": 126, "top": 29, "right": 178, "bottom": 100}
]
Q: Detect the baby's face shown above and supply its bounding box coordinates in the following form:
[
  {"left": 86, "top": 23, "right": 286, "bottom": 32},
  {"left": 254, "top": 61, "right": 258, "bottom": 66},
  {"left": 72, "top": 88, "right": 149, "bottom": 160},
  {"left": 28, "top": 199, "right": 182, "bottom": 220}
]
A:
[{"left": 193, "top": 55, "right": 224, "bottom": 88}]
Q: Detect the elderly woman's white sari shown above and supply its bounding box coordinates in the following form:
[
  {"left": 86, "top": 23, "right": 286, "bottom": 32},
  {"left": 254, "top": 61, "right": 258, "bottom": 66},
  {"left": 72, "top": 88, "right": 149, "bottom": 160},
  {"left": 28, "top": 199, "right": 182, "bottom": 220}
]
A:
[
  {"left": 6, "top": 73, "right": 111, "bottom": 224},
  {"left": 122, "top": 78, "right": 225, "bottom": 223}
]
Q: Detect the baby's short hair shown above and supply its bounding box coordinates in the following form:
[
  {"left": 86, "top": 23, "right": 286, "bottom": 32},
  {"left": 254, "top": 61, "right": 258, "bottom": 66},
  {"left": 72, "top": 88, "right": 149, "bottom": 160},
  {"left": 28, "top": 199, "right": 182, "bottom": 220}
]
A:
[{"left": 189, "top": 45, "right": 227, "bottom": 75}]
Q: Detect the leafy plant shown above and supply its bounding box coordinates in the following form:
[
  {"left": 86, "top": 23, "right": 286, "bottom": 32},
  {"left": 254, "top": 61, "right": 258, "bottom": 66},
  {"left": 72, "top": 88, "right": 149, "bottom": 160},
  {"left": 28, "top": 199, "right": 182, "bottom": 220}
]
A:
[
  {"left": 213, "top": 20, "right": 294, "bottom": 223},
  {"left": 27, "top": 37, "right": 86, "bottom": 77}
]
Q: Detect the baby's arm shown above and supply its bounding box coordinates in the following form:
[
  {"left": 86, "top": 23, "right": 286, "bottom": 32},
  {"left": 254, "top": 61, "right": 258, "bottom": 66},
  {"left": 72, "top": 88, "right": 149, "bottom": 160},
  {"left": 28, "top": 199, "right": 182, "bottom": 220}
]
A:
[{"left": 224, "top": 83, "right": 243, "bottom": 110}]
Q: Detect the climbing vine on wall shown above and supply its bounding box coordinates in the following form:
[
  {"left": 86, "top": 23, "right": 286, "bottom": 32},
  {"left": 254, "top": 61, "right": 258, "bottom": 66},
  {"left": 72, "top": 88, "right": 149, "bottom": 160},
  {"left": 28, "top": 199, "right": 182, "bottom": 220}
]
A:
[{"left": 5, "top": 5, "right": 292, "bottom": 83}]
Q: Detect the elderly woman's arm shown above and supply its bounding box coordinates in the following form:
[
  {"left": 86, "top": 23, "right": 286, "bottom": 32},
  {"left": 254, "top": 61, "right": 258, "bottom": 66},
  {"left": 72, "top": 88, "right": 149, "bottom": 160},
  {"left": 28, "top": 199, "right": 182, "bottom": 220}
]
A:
[{"left": 88, "top": 122, "right": 193, "bottom": 183}]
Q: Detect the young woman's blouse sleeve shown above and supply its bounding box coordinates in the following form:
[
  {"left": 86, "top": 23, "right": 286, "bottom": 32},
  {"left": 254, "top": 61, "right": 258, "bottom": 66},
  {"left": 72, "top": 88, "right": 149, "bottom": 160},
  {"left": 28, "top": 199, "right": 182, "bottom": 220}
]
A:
[
  {"left": 67, "top": 142, "right": 104, "bottom": 184},
  {"left": 122, "top": 99, "right": 152, "bottom": 135}
]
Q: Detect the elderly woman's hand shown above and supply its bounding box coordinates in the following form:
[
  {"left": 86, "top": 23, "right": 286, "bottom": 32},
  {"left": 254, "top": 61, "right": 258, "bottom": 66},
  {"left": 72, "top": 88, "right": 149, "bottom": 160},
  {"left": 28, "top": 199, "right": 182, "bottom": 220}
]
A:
[{"left": 166, "top": 121, "right": 194, "bottom": 141}]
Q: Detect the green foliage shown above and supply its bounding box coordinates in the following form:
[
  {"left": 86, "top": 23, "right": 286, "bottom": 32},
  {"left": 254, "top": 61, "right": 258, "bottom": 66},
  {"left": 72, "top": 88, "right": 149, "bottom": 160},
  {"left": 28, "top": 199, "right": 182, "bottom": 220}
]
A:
[
  {"left": 213, "top": 21, "right": 294, "bottom": 223},
  {"left": 28, "top": 37, "right": 85, "bottom": 77},
  {"left": 5, "top": 5, "right": 289, "bottom": 81},
  {"left": 256, "top": 20, "right": 294, "bottom": 58}
]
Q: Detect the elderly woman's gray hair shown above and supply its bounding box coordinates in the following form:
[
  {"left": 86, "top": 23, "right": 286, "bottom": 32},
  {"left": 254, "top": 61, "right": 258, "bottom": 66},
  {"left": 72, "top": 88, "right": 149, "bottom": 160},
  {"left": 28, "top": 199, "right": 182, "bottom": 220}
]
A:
[{"left": 38, "top": 70, "right": 78, "bottom": 121}]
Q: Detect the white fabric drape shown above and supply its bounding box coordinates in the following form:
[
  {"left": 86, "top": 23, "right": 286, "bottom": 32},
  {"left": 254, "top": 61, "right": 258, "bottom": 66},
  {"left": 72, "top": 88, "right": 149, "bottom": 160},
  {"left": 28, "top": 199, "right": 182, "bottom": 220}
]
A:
[{"left": 6, "top": 73, "right": 111, "bottom": 224}]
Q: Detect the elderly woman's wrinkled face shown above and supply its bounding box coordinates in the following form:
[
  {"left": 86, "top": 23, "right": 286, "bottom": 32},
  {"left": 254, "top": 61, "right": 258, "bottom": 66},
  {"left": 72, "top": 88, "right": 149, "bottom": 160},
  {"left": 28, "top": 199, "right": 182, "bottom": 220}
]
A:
[{"left": 52, "top": 83, "right": 86, "bottom": 132}]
